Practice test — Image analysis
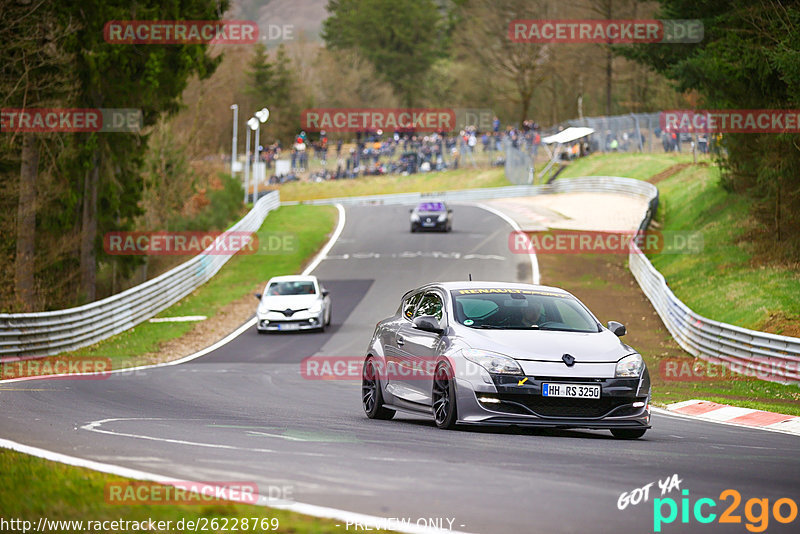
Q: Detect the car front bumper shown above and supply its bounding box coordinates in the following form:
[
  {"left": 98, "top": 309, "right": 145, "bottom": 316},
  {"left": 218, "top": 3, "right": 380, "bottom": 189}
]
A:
[
  {"left": 412, "top": 219, "right": 448, "bottom": 230},
  {"left": 257, "top": 312, "right": 324, "bottom": 332},
  {"left": 453, "top": 373, "right": 651, "bottom": 429}
]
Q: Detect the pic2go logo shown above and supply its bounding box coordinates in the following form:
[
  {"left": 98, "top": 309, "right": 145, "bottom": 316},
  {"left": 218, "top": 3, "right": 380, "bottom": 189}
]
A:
[{"left": 654, "top": 489, "right": 798, "bottom": 532}]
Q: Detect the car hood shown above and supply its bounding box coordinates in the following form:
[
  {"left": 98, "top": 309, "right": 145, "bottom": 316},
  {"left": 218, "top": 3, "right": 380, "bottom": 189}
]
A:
[
  {"left": 258, "top": 294, "right": 319, "bottom": 313},
  {"left": 415, "top": 211, "right": 446, "bottom": 217},
  {"left": 457, "top": 327, "right": 633, "bottom": 363}
]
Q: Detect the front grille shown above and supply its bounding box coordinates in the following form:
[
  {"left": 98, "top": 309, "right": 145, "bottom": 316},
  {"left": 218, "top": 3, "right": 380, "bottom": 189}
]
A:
[
  {"left": 530, "top": 376, "right": 604, "bottom": 383},
  {"left": 493, "top": 394, "right": 634, "bottom": 418},
  {"left": 269, "top": 308, "right": 308, "bottom": 317}
]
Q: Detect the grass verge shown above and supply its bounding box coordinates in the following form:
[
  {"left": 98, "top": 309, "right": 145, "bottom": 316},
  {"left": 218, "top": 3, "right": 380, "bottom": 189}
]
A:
[
  {"left": 556, "top": 151, "right": 697, "bottom": 181},
  {"left": 64, "top": 205, "right": 337, "bottom": 369},
  {"left": 558, "top": 152, "right": 800, "bottom": 335},
  {"left": 0, "top": 448, "right": 393, "bottom": 533},
  {"left": 554, "top": 152, "right": 800, "bottom": 413},
  {"left": 275, "top": 166, "right": 508, "bottom": 202}
]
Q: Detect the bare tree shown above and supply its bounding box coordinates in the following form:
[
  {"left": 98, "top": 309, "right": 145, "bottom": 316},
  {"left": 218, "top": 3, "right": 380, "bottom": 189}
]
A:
[
  {"left": 455, "top": 0, "right": 552, "bottom": 126},
  {"left": 1, "top": 0, "right": 76, "bottom": 310}
]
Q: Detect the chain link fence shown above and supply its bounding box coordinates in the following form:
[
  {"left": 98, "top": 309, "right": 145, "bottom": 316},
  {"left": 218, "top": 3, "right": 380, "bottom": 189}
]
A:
[
  {"left": 556, "top": 112, "right": 663, "bottom": 153},
  {"left": 502, "top": 111, "right": 695, "bottom": 185}
]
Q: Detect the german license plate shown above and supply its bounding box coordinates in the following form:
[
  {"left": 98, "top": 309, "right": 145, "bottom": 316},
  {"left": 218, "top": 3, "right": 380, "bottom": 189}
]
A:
[
  {"left": 542, "top": 383, "right": 600, "bottom": 399},
  {"left": 278, "top": 323, "right": 300, "bottom": 331}
]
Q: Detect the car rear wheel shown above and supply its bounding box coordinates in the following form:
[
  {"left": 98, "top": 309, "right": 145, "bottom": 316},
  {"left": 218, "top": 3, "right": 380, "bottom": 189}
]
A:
[
  {"left": 362, "top": 358, "right": 395, "bottom": 420},
  {"left": 610, "top": 428, "right": 647, "bottom": 439},
  {"left": 432, "top": 362, "right": 458, "bottom": 429}
]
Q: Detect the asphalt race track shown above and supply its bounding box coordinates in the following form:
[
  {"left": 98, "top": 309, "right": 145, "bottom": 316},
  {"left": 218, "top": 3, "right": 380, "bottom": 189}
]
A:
[{"left": 1, "top": 204, "right": 798, "bottom": 534}]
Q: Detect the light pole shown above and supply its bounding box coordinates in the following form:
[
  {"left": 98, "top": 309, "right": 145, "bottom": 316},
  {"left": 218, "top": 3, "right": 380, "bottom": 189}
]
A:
[
  {"left": 245, "top": 117, "right": 259, "bottom": 204},
  {"left": 252, "top": 108, "right": 270, "bottom": 201},
  {"left": 230, "top": 104, "right": 238, "bottom": 178}
]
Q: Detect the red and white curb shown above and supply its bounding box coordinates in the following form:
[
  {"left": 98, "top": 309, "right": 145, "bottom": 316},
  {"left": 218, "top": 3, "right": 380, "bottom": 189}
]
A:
[{"left": 664, "top": 399, "right": 800, "bottom": 436}]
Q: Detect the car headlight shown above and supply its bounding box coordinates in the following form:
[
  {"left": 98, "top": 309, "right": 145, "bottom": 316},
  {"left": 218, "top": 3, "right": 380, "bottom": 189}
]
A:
[
  {"left": 437, "top": 214, "right": 447, "bottom": 222},
  {"left": 462, "top": 349, "right": 523, "bottom": 375},
  {"left": 308, "top": 302, "right": 323, "bottom": 314},
  {"left": 615, "top": 353, "right": 644, "bottom": 377},
  {"left": 410, "top": 213, "right": 420, "bottom": 222}
]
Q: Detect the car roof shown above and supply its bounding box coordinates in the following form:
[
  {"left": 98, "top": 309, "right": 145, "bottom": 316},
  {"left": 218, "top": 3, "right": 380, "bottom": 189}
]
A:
[{"left": 403, "top": 281, "right": 573, "bottom": 298}]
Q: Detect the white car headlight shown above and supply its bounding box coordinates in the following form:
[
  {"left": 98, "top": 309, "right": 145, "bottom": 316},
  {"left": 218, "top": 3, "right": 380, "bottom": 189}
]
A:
[
  {"left": 437, "top": 213, "right": 447, "bottom": 222},
  {"left": 308, "top": 302, "right": 323, "bottom": 314},
  {"left": 462, "top": 349, "right": 523, "bottom": 375},
  {"left": 615, "top": 353, "right": 644, "bottom": 377},
  {"left": 411, "top": 213, "right": 420, "bottom": 222}
]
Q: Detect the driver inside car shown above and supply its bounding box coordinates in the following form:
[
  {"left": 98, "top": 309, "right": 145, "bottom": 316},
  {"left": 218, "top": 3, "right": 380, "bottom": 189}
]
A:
[{"left": 521, "top": 303, "right": 543, "bottom": 328}]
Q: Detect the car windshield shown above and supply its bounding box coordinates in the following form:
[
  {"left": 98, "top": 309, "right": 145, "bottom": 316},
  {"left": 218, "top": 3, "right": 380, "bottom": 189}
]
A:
[
  {"left": 417, "top": 202, "right": 445, "bottom": 212},
  {"left": 266, "top": 281, "right": 316, "bottom": 296},
  {"left": 451, "top": 289, "right": 600, "bottom": 332}
]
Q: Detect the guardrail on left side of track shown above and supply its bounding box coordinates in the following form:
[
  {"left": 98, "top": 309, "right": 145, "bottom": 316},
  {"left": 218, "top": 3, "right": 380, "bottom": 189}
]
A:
[{"left": 0, "top": 191, "right": 281, "bottom": 359}]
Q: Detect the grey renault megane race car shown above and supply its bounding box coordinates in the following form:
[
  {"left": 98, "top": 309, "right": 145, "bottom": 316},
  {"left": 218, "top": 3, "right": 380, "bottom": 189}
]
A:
[{"left": 362, "top": 281, "right": 651, "bottom": 438}]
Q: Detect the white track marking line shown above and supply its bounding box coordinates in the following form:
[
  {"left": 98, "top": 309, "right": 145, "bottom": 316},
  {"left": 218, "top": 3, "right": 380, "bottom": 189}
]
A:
[
  {"left": 245, "top": 430, "right": 309, "bottom": 442},
  {"left": 0, "top": 437, "right": 474, "bottom": 534},
  {"left": 148, "top": 315, "right": 207, "bottom": 323},
  {"left": 80, "top": 418, "right": 277, "bottom": 453},
  {"left": 301, "top": 203, "right": 345, "bottom": 276},
  {"left": 473, "top": 203, "right": 540, "bottom": 284},
  {"left": 0, "top": 203, "right": 346, "bottom": 384}
]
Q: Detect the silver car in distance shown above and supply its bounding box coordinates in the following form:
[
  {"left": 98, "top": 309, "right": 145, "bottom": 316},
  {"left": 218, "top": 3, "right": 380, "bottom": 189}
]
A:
[
  {"left": 255, "top": 275, "right": 331, "bottom": 333},
  {"left": 362, "top": 281, "right": 651, "bottom": 439}
]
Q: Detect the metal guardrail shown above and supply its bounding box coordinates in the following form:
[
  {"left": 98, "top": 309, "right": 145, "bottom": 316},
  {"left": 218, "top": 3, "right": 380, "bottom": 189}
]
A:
[
  {"left": 629, "top": 251, "right": 800, "bottom": 383},
  {"left": 0, "top": 191, "right": 281, "bottom": 358},
  {"left": 287, "top": 177, "right": 800, "bottom": 384},
  {"left": 284, "top": 175, "right": 657, "bottom": 207}
]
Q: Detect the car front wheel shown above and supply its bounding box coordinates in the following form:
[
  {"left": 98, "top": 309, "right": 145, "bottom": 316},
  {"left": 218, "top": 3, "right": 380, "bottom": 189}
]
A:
[{"left": 432, "top": 362, "right": 458, "bottom": 429}]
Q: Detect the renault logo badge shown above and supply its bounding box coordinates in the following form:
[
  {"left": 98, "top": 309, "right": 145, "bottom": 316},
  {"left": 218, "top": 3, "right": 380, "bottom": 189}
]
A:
[{"left": 562, "top": 353, "right": 575, "bottom": 367}]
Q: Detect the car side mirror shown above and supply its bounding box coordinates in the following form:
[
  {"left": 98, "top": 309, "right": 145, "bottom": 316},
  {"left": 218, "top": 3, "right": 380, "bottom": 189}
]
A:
[
  {"left": 322, "top": 289, "right": 329, "bottom": 297},
  {"left": 448, "top": 209, "right": 453, "bottom": 213},
  {"left": 254, "top": 293, "right": 262, "bottom": 300},
  {"left": 607, "top": 321, "right": 626, "bottom": 337},
  {"left": 409, "top": 208, "right": 414, "bottom": 213},
  {"left": 413, "top": 315, "right": 444, "bottom": 334}
]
